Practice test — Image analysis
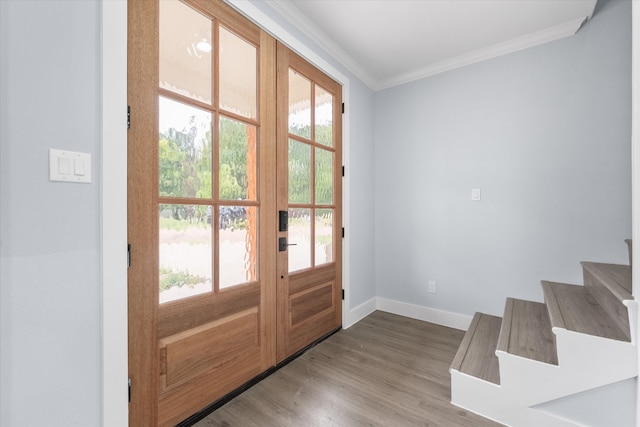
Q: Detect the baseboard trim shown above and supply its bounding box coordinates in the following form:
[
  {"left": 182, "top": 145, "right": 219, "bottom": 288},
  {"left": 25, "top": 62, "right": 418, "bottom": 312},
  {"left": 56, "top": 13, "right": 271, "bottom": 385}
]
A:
[
  {"left": 344, "top": 297, "right": 377, "bottom": 329},
  {"left": 376, "top": 298, "right": 472, "bottom": 331}
]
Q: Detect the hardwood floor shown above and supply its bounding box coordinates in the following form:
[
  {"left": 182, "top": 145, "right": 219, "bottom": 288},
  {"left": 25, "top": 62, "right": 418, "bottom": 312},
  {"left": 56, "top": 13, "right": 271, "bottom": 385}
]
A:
[{"left": 194, "top": 311, "right": 503, "bottom": 426}]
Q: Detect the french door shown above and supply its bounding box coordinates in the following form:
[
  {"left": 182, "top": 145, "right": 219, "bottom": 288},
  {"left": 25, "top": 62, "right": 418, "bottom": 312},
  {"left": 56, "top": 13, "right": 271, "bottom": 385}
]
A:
[
  {"left": 128, "top": 1, "right": 341, "bottom": 425},
  {"left": 276, "top": 44, "right": 343, "bottom": 361}
]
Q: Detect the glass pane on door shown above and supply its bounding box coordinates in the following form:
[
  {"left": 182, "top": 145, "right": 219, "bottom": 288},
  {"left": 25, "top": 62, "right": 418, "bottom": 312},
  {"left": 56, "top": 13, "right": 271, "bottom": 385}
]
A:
[
  {"left": 315, "top": 86, "right": 333, "bottom": 147},
  {"left": 219, "top": 205, "right": 258, "bottom": 288},
  {"left": 288, "top": 70, "right": 311, "bottom": 139},
  {"left": 159, "top": 96, "right": 212, "bottom": 199},
  {"left": 288, "top": 139, "right": 311, "bottom": 204},
  {"left": 219, "top": 116, "right": 257, "bottom": 201},
  {"left": 315, "top": 147, "right": 333, "bottom": 204},
  {"left": 159, "top": 0, "right": 212, "bottom": 104},
  {"left": 219, "top": 27, "right": 257, "bottom": 119},
  {"left": 288, "top": 208, "right": 311, "bottom": 272},
  {"left": 159, "top": 204, "right": 213, "bottom": 304},
  {"left": 315, "top": 209, "right": 333, "bottom": 265}
]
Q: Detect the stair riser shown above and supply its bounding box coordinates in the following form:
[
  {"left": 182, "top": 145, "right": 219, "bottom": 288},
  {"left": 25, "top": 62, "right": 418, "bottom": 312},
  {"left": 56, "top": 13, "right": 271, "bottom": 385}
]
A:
[
  {"left": 554, "top": 330, "right": 637, "bottom": 373},
  {"left": 495, "top": 330, "right": 637, "bottom": 406},
  {"left": 583, "top": 269, "right": 630, "bottom": 335},
  {"left": 450, "top": 370, "right": 516, "bottom": 425},
  {"left": 451, "top": 371, "right": 590, "bottom": 427}
]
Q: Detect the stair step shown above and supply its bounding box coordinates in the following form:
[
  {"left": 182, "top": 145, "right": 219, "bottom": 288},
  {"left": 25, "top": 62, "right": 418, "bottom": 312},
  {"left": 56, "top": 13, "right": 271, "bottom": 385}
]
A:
[
  {"left": 497, "top": 298, "right": 558, "bottom": 365},
  {"left": 450, "top": 312, "right": 501, "bottom": 385},
  {"left": 542, "top": 281, "right": 630, "bottom": 342},
  {"left": 581, "top": 261, "right": 632, "bottom": 298},
  {"left": 581, "top": 262, "right": 631, "bottom": 337},
  {"left": 625, "top": 239, "right": 632, "bottom": 266}
]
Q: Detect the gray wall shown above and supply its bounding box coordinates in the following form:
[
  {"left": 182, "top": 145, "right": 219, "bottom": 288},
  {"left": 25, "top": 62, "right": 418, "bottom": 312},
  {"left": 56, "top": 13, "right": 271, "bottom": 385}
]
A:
[
  {"left": 0, "top": 1, "right": 103, "bottom": 426},
  {"left": 373, "top": 0, "right": 632, "bottom": 317},
  {"left": 345, "top": 80, "right": 376, "bottom": 308}
]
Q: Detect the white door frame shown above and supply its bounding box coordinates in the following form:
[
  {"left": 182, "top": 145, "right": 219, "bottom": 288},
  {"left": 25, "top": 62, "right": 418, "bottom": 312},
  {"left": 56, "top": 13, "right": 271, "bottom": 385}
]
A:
[
  {"left": 101, "top": 1, "right": 128, "bottom": 425},
  {"left": 632, "top": 2, "right": 639, "bottom": 426}
]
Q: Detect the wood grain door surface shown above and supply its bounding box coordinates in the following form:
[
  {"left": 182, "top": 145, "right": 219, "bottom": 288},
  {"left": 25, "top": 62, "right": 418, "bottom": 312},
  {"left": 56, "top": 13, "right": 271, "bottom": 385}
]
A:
[
  {"left": 128, "top": 1, "right": 341, "bottom": 425},
  {"left": 276, "top": 44, "right": 343, "bottom": 362}
]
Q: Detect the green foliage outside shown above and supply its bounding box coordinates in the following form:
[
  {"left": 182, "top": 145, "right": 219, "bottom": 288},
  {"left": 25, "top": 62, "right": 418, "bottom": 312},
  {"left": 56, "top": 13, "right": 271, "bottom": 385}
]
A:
[
  {"left": 219, "top": 117, "right": 251, "bottom": 200},
  {"left": 159, "top": 112, "right": 335, "bottom": 220},
  {"left": 159, "top": 115, "right": 252, "bottom": 203},
  {"left": 159, "top": 123, "right": 212, "bottom": 199},
  {"left": 288, "top": 139, "right": 311, "bottom": 203},
  {"left": 288, "top": 132, "right": 334, "bottom": 205},
  {"left": 315, "top": 124, "right": 332, "bottom": 147},
  {"left": 315, "top": 147, "right": 333, "bottom": 204},
  {"left": 159, "top": 268, "right": 207, "bottom": 291}
]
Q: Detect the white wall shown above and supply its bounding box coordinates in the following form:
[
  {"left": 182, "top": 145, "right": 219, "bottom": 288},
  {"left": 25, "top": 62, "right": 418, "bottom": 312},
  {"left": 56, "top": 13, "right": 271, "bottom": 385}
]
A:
[
  {"left": 373, "top": 0, "right": 632, "bottom": 318},
  {"left": 0, "top": 1, "right": 103, "bottom": 426}
]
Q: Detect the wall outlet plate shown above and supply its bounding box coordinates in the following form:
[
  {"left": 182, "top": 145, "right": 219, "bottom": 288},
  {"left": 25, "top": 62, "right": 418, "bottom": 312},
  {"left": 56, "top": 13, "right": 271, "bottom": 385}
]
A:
[{"left": 428, "top": 281, "right": 437, "bottom": 294}]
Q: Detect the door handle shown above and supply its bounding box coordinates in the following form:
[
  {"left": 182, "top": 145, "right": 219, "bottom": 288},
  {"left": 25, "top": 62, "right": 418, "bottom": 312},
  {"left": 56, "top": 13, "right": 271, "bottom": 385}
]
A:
[{"left": 279, "top": 237, "right": 297, "bottom": 252}]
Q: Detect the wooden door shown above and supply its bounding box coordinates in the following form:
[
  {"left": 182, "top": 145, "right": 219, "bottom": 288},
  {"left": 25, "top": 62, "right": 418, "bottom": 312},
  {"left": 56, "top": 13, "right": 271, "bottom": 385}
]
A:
[
  {"left": 128, "top": 1, "right": 276, "bottom": 425},
  {"left": 276, "top": 44, "right": 343, "bottom": 361},
  {"left": 129, "top": 2, "right": 342, "bottom": 424}
]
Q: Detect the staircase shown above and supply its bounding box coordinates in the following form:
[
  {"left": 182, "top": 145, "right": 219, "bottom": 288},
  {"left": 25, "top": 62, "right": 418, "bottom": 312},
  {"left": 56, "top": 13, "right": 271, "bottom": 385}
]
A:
[{"left": 450, "top": 240, "right": 637, "bottom": 426}]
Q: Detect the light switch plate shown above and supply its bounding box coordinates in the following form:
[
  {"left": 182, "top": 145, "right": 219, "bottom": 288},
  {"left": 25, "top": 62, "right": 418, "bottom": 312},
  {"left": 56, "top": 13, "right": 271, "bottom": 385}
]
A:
[
  {"left": 471, "top": 188, "right": 481, "bottom": 201},
  {"left": 49, "top": 149, "right": 92, "bottom": 183}
]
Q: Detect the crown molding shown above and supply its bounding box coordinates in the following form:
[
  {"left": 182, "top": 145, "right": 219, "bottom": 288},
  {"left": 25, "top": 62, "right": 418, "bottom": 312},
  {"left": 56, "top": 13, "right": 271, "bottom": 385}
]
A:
[
  {"left": 265, "top": 0, "right": 377, "bottom": 89},
  {"left": 257, "top": 2, "right": 588, "bottom": 92},
  {"left": 375, "top": 16, "right": 588, "bottom": 91}
]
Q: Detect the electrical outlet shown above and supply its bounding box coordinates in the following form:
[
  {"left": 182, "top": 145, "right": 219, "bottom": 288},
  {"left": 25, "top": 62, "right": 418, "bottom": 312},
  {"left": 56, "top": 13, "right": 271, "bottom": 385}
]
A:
[{"left": 428, "top": 281, "right": 437, "bottom": 294}]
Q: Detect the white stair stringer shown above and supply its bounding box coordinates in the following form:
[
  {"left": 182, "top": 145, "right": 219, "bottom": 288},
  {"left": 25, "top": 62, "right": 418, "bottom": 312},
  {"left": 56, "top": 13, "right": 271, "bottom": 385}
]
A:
[
  {"left": 450, "top": 370, "right": 583, "bottom": 427},
  {"left": 496, "top": 329, "right": 637, "bottom": 407}
]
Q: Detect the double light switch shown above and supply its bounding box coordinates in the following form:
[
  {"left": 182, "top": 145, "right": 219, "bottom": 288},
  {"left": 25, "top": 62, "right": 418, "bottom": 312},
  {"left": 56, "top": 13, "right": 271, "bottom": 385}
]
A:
[{"left": 49, "top": 149, "right": 92, "bottom": 183}]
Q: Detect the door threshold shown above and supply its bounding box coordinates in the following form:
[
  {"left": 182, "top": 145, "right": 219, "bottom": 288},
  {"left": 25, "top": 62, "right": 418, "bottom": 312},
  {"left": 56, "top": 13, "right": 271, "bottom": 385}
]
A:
[{"left": 176, "top": 326, "right": 342, "bottom": 427}]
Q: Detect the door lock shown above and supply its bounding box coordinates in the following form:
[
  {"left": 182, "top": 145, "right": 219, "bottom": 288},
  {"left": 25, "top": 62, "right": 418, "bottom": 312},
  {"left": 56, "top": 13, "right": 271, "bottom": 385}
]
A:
[{"left": 279, "top": 210, "right": 288, "bottom": 231}]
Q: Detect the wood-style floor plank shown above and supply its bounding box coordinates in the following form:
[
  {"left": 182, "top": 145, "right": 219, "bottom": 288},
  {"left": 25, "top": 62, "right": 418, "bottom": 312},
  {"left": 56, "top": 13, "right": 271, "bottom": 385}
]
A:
[{"left": 194, "top": 311, "right": 503, "bottom": 426}]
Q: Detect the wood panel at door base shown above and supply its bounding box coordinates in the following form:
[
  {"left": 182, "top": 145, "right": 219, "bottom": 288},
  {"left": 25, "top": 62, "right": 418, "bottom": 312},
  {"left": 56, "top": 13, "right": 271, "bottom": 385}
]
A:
[
  {"left": 290, "top": 282, "right": 334, "bottom": 325},
  {"left": 159, "top": 308, "right": 259, "bottom": 391},
  {"left": 158, "top": 351, "right": 263, "bottom": 427}
]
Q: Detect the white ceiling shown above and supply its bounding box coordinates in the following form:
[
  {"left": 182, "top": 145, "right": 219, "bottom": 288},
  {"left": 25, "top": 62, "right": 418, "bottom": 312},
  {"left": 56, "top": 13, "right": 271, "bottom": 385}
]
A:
[{"left": 266, "top": 0, "right": 598, "bottom": 90}]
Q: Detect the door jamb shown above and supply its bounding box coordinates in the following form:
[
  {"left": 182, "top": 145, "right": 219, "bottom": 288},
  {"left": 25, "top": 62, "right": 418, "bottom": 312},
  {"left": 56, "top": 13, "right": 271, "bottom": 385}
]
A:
[{"left": 101, "top": 1, "right": 128, "bottom": 426}]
